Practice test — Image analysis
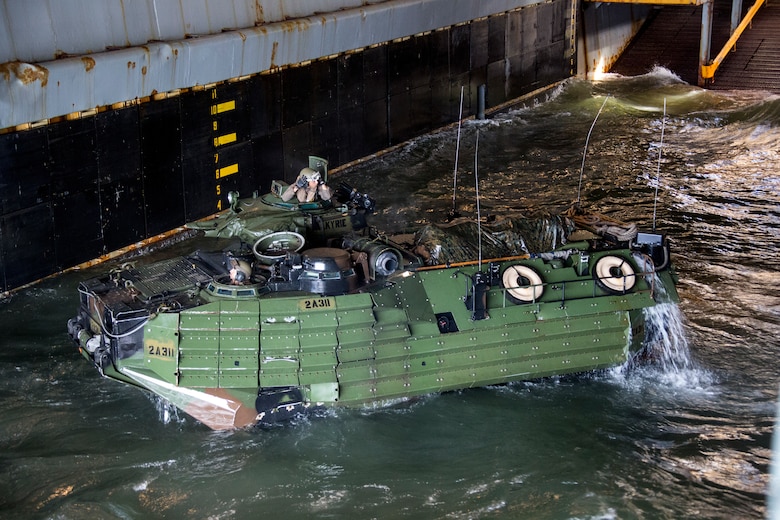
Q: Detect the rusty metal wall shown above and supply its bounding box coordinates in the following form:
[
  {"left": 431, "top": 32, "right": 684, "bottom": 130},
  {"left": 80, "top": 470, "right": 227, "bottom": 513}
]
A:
[
  {"left": 578, "top": 2, "right": 653, "bottom": 76},
  {"left": 0, "top": 0, "right": 543, "bottom": 130},
  {"left": 0, "top": 0, "right": 577, "bottom": 292}
]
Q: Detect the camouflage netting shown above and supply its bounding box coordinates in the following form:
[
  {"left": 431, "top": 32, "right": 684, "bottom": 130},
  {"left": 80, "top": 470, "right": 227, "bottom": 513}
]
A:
[{"left": 413, "top": 214, "right": 575, "bottom": 265}]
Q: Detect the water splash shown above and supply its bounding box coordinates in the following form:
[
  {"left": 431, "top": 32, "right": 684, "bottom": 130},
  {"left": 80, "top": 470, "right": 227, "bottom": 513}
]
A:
[
  {"left": 149, "top": 395, "right": 186, "bottom": 425},
  {"left": 642, "top": 302, "right": 692, "bottom": 373},
  {"left": 631, "top": 271, "right": 698, "bottom": 373},
  {"left": 608, "top": 270, "right": 713, "bottom": 391}
]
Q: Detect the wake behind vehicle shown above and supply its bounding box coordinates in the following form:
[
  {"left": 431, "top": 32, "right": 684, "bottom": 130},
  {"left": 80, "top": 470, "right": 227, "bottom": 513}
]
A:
[{"left": 68, "top": 154, "right": 679, "bottom": 430}]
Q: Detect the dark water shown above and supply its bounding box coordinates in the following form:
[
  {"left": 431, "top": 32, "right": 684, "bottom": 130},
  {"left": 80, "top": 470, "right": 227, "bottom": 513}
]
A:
[{"left": 2, "top": 69, "right": 779, "bottom": 519}]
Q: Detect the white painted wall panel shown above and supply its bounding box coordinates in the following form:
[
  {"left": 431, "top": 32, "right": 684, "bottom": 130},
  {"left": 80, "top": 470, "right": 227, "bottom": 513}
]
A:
[
  {"left": 0, "top": 5, "right": 16, "bottom": 59},
  {"left": 47, "top": 0, "right": 99, "bottom": 54},
  {"left": 147, "top": 0, "right": 187, "bottom": 40},
  {"left": 120, "top": 2, "right": 158, "bottom": 46},
  {"left": 2, "top": 1, "right": 57, "bottom": 61},
  {"left": 0, "top": 0, "right": 391, "bottom": 63}
]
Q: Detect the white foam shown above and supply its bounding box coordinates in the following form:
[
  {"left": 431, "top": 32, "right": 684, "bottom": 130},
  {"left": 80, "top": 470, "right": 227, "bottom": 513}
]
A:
[{"left": 609, "top": 299, "right": 715, "bottom": 393}]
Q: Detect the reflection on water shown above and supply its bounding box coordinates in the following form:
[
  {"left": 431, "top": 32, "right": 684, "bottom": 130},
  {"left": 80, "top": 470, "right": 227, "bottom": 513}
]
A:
[{"left": 1, "top": 69, "right": 779, "bottom": 519}]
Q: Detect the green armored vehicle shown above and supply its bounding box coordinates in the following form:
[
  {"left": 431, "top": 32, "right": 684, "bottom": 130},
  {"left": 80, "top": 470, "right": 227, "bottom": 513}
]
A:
[{"left": 68, "top": 157, "right": 678, "bottom": 430}]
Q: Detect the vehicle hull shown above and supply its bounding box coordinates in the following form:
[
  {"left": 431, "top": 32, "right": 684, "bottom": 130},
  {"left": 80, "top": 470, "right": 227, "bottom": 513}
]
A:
[{"left": 71, "top": 248, "right": 677, "bottom": 429}]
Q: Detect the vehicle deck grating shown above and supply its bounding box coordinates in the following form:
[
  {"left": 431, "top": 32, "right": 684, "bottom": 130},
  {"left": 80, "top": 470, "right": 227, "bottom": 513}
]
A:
[{"left": 129, "top": 257, "right": 214, "bottom": 297}]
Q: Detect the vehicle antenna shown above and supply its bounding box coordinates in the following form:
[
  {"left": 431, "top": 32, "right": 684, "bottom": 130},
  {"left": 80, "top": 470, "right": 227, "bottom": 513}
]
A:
[
  {"left": 450, "top": 86, "right": 465, "bottom": 220},
  {"left": 475, "top": 129, "right": 482, "bottom": 270},
  {"left": 577, "top": 94, "right": 610, "bottom": 205},
  {"left": 652, "top": 98, "right": 667, "bottom": 232}
]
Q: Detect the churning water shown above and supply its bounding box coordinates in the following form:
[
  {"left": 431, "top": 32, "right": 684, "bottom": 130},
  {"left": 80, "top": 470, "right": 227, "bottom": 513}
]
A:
[{"left": 2, "top": 69, "right": 779, "bottom": 519}]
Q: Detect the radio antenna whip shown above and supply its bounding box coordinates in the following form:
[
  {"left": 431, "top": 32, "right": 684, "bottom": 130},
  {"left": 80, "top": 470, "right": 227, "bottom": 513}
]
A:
[
  {"left": 577, "top": 94, "right": 610, "bottom": 205},
  {"left": 653, "top": 97, "right": 667, "bottom": 231},
  {"left": 475, "top": 130, "right": 483, "bottom": 270},
  {"left": 450, "top": 86, "right": 465, "bottom": 219}
]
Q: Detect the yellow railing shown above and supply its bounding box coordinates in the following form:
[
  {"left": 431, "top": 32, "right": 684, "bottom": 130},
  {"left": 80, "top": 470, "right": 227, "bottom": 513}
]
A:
[{"left": 701, "top": 0, "right": 766, "bottom": 79}]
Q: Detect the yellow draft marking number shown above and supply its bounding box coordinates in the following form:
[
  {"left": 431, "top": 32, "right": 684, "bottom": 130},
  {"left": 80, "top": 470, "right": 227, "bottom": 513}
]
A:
[
  {"left": 211, "top": 100, "right": 236, "bottom": 116},
  {"left": 216, "top": 163, "right": 238, "bottom": 179},
  {"left": 213, "top": 132, "right": 237, "bottom": 147},
  {"left": 209, "top": 89, "right": 240, "bottom": 211},
  {"left": 210, "top": 100, "right": 236, "bottom": 115},
  {"left": 298, "top": 297, "right": 335, "bottom": 311}
]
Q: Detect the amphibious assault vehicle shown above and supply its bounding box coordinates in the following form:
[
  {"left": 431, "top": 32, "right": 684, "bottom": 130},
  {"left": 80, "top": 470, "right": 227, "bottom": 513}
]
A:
[{"left": 68, "top": 156, "right": 678, "bottom": 429}]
